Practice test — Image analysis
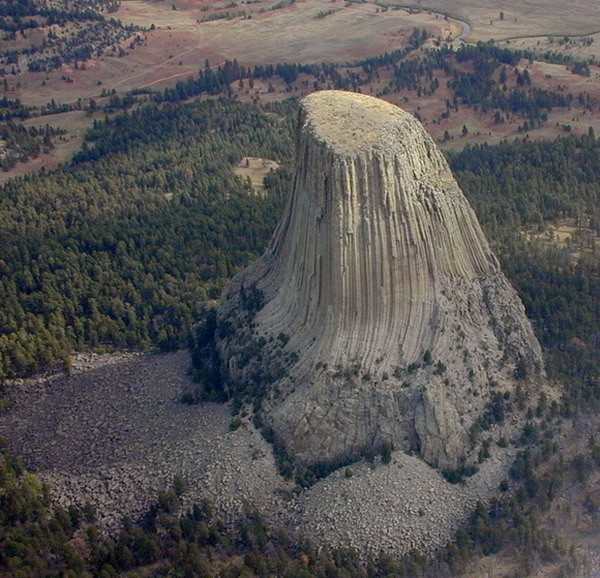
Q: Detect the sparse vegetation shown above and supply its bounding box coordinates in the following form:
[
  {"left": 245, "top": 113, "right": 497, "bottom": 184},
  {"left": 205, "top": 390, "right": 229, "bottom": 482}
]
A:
[
  {"left": 0, "top": 121, "right": 65, "bottom": 170},
  {"left": 0, "top": 0, "right": 137, "bottom": 74}
]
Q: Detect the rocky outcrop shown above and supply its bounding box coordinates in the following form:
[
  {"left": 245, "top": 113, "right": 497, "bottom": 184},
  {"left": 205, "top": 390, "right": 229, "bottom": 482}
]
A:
[{"left": 217, "top": 90, "right": 544, "bottom": 471}]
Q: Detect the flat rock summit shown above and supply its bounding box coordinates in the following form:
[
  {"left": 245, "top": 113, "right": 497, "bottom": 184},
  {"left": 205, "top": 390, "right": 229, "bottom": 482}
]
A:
[{"left": 217, "top": 90, "right": 544, "bottom": 472}]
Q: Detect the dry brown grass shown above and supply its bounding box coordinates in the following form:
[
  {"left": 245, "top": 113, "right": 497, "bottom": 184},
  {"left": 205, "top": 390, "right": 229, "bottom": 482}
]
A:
[
  {"left": 526, "top": 219, "right": 599, "bottom": 266},
  {"left": 5, "top": 2, "right": 456, "bottom": 109},
  {"left": 499, "top": 32, "right": 600, "bottom": 62},
  {"left": 0, "top": 109, "right": 100, "bottom": 185},
  {"left": 232, "top": 156, "right": 280, "bottom": 194},
  {"left": 4, "top": 0, "right": 600, "bottom": 111},
  {"left": 415, "top": 0, "right": 600, "bottom": 42},
  {"left": 111, "top": 0, "right": 456, "bottom": 89},
  {"left": 1, "top": 0, "right": 600, "bottom": 176}
]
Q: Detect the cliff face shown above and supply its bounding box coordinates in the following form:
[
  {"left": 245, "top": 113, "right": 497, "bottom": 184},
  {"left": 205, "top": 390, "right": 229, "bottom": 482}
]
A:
[{"left": 217, "top": 91, "right": 544, "bottom": 470}]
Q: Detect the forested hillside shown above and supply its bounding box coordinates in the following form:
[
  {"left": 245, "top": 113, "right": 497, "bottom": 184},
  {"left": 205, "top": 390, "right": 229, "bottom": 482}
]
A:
[
  {"left": 450, "top": 135, "right": 600, "bottom": 409},
  {"left": 0, "top": 98, "right": 294, "bottom": 378},
  {"left": 1, "top": 95, "right": 598, "bottom": 400}
]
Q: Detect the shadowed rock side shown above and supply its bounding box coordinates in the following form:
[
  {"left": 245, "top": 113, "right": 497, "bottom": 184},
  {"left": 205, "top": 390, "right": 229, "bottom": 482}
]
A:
[{"left": 217, "top": 91, "right": 544, "bottom": 471}]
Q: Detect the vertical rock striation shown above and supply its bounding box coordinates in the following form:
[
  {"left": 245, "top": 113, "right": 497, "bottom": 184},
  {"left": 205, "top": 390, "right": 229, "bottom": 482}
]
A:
[{"left": 217, "top": 91, "right": 544, "bottom": 471}]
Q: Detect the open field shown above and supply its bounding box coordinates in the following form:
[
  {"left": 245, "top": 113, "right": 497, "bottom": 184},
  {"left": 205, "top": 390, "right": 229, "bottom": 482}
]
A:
[
  {"left": 112, "top": 0, "right": 458, "bottom": 89},
  {"left": 4, "top": 0, "right": 600, "bottom": 110},
  {"left": 526, "top": 219, "right": 600, "bottom": 265},
  {"left": 233, "top": 156, "right": 280, "bottom": 194},
  {"left": 0, "top": 110, "right": 96, "bottom": 186},
  {"left": 0, "top": 0, "right": 460, "bottom": 175},
  {"left": 500, "top": 32, "right": 600, "bottom": 62},
  {"left": 415, "top": 0, "right": 600, "bottom": 43},
  {"left": 1, "top": 0, "right": 600, "bottom": 176},
  {"left": 5, "top": 0, "right": 456, "bottom": 110}
]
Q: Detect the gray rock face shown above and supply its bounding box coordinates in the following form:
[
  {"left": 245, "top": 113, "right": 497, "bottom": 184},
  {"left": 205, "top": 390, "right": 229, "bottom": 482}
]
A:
[{"left": 217, "top": 90, "right": 544, "bottom": 470}]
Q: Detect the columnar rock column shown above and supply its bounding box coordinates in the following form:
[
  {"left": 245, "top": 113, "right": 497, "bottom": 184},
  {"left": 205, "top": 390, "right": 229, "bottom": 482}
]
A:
[{"left": 217, "top": 91, "right": 543, "bottom": 470}]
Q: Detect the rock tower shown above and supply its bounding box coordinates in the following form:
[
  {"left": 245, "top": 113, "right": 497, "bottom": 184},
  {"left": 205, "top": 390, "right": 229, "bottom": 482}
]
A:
[{"left": 217, "top": 91, "right": 543, "bottom": 471}]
